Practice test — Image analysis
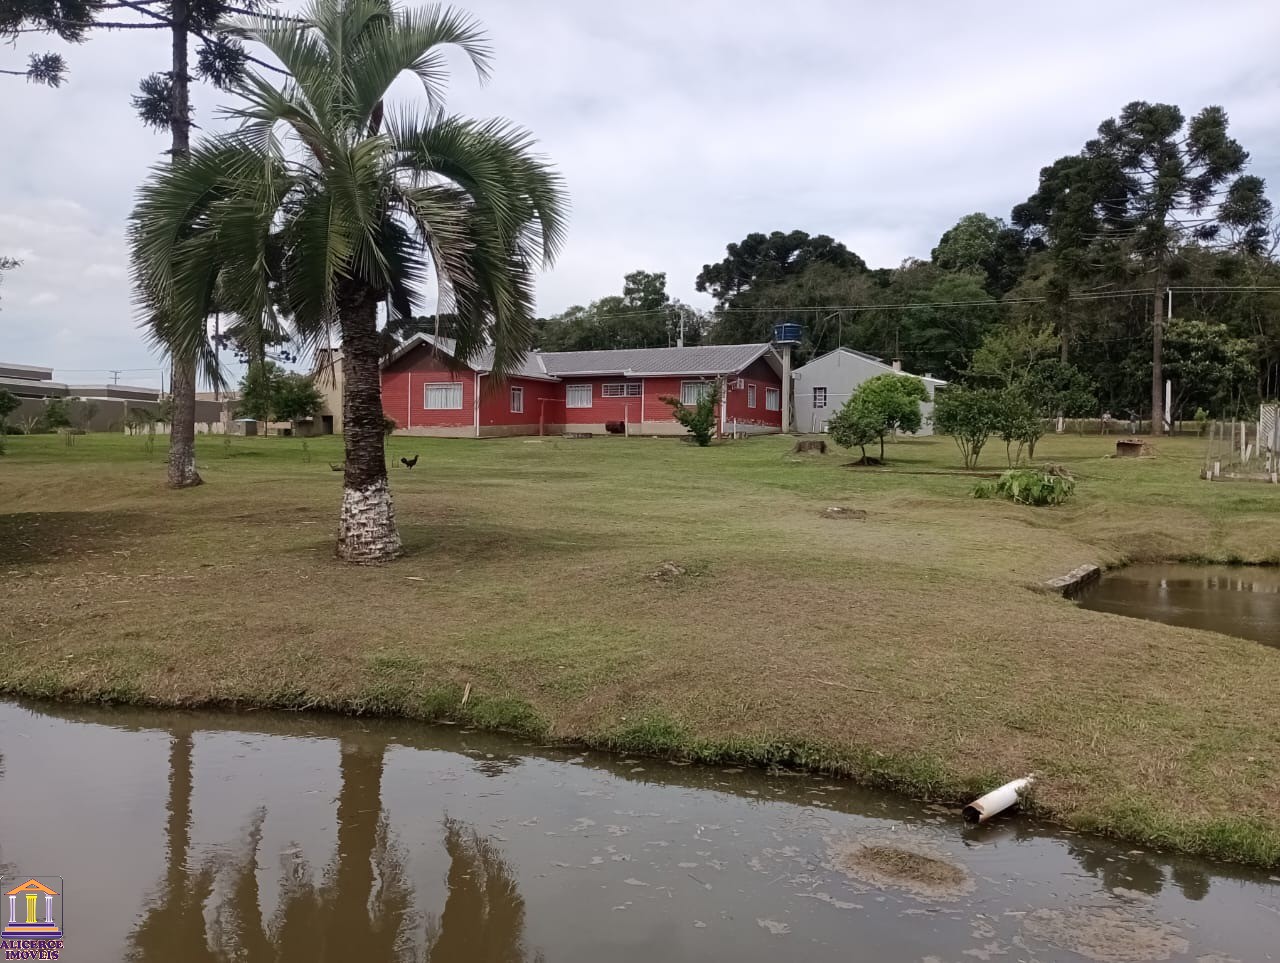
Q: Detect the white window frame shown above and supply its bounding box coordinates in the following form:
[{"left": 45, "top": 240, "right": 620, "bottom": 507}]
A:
[
  {"left": 747, "top": 384, "right": 757, "bottom": 408},
  {"left": 765, "top": 387, "right": 781, "bottom": 412},
  {"left": 510, "top": 385, "right": 524, "bottom": 413},
  {"left": 601, "top": 382, "right": 642, "bottom": 398},
  {"left": 566, "top": 384, "right": 592, "bottom": 409},
  {"left": 680, "top": 380, "right": 714, "bottom": 406},
  {"left": 424, "top": 381, "right": 464, "bottom": 410},
  {"left": 813, "top": 387, "right": 827, "bottom": 409}
]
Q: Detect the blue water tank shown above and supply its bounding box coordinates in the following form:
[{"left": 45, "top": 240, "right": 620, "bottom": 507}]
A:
[{"left": 773, "top": 322, "right": 803, "bottom": 345}]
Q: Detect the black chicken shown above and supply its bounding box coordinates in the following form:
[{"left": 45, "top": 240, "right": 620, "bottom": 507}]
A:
[{"left": 400, "top": 454, "right": 419, "bottom": 469}]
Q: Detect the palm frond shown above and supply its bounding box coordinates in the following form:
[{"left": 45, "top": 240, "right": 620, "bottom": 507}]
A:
[{"left": 346, "top": 4, "right": 491, "bottom": 131}]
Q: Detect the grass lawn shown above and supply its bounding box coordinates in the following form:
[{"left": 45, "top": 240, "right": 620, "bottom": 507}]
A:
[{"left": 2, "top": 429, "right": 1280, "bottom": 865}]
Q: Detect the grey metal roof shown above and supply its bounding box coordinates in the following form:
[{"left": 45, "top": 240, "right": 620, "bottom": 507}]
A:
[
  {"left": 540, "top": 343, "right": 774, "bottom": 377},
  {"left": 796, "top": 347, "right": 947, "bottom": 385},
  {"left": 383, "top": 335, "right": 776, "bottom": 380}
]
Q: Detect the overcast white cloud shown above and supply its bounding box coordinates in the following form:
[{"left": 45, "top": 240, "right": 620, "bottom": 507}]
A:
[{"left": 2, "top": 0, "right": 1279, "bottom": 387}]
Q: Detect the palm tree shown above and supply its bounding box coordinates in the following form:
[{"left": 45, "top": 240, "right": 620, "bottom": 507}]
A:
[{"left": 130, "top": 0, "right": 568, "bottom": 562}]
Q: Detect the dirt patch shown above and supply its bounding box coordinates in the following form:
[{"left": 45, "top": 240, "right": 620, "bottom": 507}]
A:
[
  {"left": 0, "top": 511, "right": 160, "bottom": 566},
  {"left": 1022, "top": 907, "right": 1189, "bottom": 962},
  {"left": 820, "top": 506, "right": 867, "bottom": 521},
  {"left": 648, "top": 561, "right": 707, "bottom": 583},
  {"left": 842, "top": 455, "right": 884, "bottom": 467},
  {"left": 829, "top": 837, "right": 972, "bottom": 899}
]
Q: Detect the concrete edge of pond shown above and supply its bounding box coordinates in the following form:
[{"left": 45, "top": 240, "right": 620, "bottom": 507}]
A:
[{"left": 1042, "top": 563, "right": 1101, "bottom": 599}]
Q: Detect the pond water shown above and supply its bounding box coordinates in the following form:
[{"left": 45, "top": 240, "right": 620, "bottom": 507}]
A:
[
  {"left": 1077, "top": 563, "right": 1280, "bottom": 646},
  {"left": 1, "top": 698, "right": 1278, "bottom": 962}
]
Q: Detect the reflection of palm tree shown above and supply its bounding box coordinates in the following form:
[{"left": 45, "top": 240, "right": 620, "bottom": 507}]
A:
[
  {"left": 426, "top": 819, "right": 543, "bottom": 963},
  {"left": 128, "top": 731, "right": 219, "bottom": 962},
  {"left": 318, "top": 740, "right": 414, "bottom": 960},
  {"left": 126, "top": 729, "right": 541, "bottom": 962}
]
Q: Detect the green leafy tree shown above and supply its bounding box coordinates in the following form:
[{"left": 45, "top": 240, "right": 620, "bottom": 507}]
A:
[
  {"left": 933, "top": 386, "right": 1005, "bottom": 468},
  {"left": 826, "top": 401, "right": 881, "bottom": 463},
  {"left": 661, "top": 383, "right": 720, "bottom": 446},
  {"left": 994, "top": 388, "right": 1041, "bottom": 465},
  {"left": 828, "top": 373, "right": 927, "bottom": 463},
  {"left": 131, "top": 0, "right": 567, "bottom": 562},
  {"left": 537, "top": 271, "right": 702, "bottom": 351},
  {"left": 1163, "top": 318, "right": 1257, "bottom": 421},
  {"left": 1013, "top": 101, "right": 1272, "bottom": 431},
  {"left": 931, "top": 212, "right": 1029, "bottom": 296},
  {"left": 969, "top": 321, "right": 1060, "bottom": 387},
  {"left": 274, "top": 373, "right": 324, "bottom": 424},
  {"left": 698, "top": 230, "right": 868, "bottom": 345},
  {"left": 235, "top": 360, "right": 282, "bottom": 425},
  {"left": 0, "top": 388, "right": 19, "bottom": 431},
  {"left": 41, "top": 397, "right": 72, "bottom": 429},
  {"left": 697, "top": 230, "right": 866, "bottom": 306}
]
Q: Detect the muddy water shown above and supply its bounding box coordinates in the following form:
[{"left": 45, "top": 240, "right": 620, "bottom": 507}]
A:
[
  {"left": 1, "top": 700, "right": 1277, "bottom": 962},
  {"left": 1077, "top": 563, "right": 1280, "bottom": 646}
]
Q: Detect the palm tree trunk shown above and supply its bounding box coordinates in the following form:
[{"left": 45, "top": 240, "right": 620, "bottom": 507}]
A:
[
  {"left": 337, "top": 285, "right": 401, "bottom": 562},
  {"left": 165, "top": 0, "right": 202, "bottom": 489}
]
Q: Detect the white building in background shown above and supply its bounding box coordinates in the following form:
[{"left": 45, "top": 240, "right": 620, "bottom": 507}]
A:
[{"left": 790, "top": 348, "right": 947, "bottom": 435}]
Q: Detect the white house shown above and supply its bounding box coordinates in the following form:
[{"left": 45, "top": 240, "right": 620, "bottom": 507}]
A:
[{"left": 790, "top": 348, "right": 947, "bottom": 435}]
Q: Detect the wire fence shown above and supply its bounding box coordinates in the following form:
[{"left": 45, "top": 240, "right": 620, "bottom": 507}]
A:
[{"left": 1202, "top": 405, "right": 1280, "bottom": 483}]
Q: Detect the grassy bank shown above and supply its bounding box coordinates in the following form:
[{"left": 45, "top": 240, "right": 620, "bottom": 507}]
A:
[{"left": 2, "top": 430, "right": 1279, "bottom": 866}]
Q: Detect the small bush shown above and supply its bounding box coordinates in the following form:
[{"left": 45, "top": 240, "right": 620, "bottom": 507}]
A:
[
  {"left": 661, "top": 382, "right": 720, "bottom": 446},
  {"left": 974, "top": 465, "right": 1075, "bottom": 506}
]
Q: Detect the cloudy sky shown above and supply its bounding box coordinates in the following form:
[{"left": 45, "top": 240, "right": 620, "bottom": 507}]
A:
[{"left": 3, "top": 0, "right": 1279, "bottom": 387}]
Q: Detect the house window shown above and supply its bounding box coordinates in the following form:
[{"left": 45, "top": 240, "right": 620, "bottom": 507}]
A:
[
  {"left": 601, "top": 382, "right": 642, "bottom": 398},
  {"left": 747, "top": 384, "right": 757, "bottom": 408},
  {"left": 510, "top": 385, "right": 524, "bottom": 413},
  {"left": 813, "top": 387, "right": 827, "bottom": 409},
  {"left": 424, "top": 382, "right": 463, "bottom": 410},
  {"left": 566, "top": 384, "right": 592, "bottom": 408},
  {"left": 765, "top": 387, "right": 781, "bottom": 411},
  {"left": 680, "top": 381, "right": 714, "bottom": 405}
]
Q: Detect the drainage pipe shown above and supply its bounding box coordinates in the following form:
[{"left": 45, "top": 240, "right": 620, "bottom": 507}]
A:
[{"left": 962, "top": 776, "right": 1035, "bottom": 824}]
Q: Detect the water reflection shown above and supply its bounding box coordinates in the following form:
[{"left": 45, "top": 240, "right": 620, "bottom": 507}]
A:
[
  {"left": 1, "top": 700, "right": 1276, "bottom": 963},
  {"left": 427, "top": 820, "right": 542, "bottom": 963},
  {"left": 124, "top": 732, "right": 536, "bottom": 962},
  {"left": 1078, "top": 563, "right": 1280, "bottom": 645},
  {"left": 129, "top": 731, "right": 219, "bottom": 963}
]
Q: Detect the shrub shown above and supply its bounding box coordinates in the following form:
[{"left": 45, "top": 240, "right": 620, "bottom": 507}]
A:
[
  {"left": 995, "top": 388, "right": 1043, "bottom": 465},
  {"left": 974, "top": 465, "right": 1076, "bottom": 506},
  {"left": 661, "top": 382, "right": 720, "bottom": 446},
  {"left": 382, "top": 415, "right": 398, "bottom": 436},
  {"left": 933, "top": 386, "right": 1004, "bottom": 468}
]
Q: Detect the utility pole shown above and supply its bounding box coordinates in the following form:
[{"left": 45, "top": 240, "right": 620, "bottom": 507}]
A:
[{"left": 1151, "top": 271, "right": 1168, "bottom": 436}]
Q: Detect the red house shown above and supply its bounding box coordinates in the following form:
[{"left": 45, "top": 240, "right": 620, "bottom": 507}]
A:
[{"left": 381, "top": 335, "right": 785, "bottom": 438}]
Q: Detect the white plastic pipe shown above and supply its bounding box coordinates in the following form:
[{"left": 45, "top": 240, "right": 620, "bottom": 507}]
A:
[{"left": 962, "top": 776, "right": 1034, "bottom": 824}]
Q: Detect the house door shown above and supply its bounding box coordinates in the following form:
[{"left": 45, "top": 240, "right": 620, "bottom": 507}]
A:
[{"left": 321, "top": 415, "right": 334, "bottom": 434}]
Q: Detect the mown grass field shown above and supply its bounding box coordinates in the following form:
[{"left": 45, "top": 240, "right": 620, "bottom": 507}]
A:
[{"left": 2, "top": 429, "right": 1279, "bottom": 865}]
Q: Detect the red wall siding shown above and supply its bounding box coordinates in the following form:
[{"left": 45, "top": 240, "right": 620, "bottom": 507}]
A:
[
  {"left": 638, "top": 376, "right": 691, "bottom": 427},
  {"left": 381, "top": 345, "right": 476, "bottom": 430},
  {"left": 725, "top": 357, "right": 782, "bottom": 428},
  {"left": 561, "top": 376, "right": 658, "bottom": 425},
  {"left": 479, "top": 377, "right": 563, "bottom": 428}
]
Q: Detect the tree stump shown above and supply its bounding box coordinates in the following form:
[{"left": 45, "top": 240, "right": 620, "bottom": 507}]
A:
[{"left": 791, "top": 439, "right": 827, "bottom": 455}]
